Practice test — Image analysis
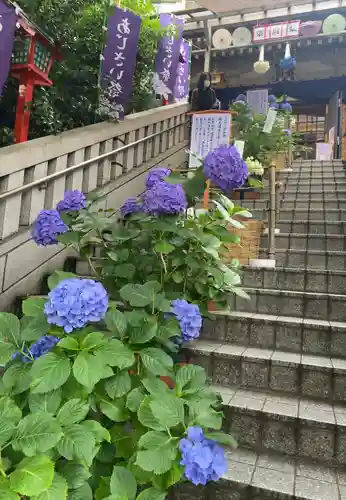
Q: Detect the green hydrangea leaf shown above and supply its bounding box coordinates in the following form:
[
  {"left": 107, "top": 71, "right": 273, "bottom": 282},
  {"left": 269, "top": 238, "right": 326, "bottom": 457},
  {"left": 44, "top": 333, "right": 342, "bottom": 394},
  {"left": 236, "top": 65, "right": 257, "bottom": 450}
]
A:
[
  {"left": 57, "top": 399, "right": 90, "bottom": 426},
  {"left": 105, "top": 371, "right": 131, "bottom": 399},
  {"left": 140, "top": 348, "right": 173, "bottom": 376},
  {"left": 137, "top": 397, "right": 165, "bottom": 431},
  {"left": 126, "top": 387, "right": 145, "bottom": 412},
  {"left": 0, "top": 476, "right": 19, "bottom": 499},
  {"left": 58, "top": 463, "right": 91, "bottom": 490},
  {"left": 58, "top": 337, "right": 80, "bottom": 351},
  {"left": 105, "top": 309, "right": 127, "bottom": 338},
  {"left": 67, "top": 482, "right": 92, "bottom": 500},
  {"left": 12, "top": 413, "right": 63, "bottom": 456},
  {"left": 28, "top": 389, "right": 62, "bottom": 415},
  {"left": 72, "top": 352, "right": 104, "bottom": 391},
  {"left": 0, "top": 313, "right": 21, "bottom": 347},
  {"left": 31, "top": 353, "right": 71, "bottom": 394},
  {"left": 3, "top": 363, "right": 31, "bottom": 395},
  {"left": 9, "top": 455, "right": 54, "bottom": 496},
  {"left": 176, "top": 364, "right": 206, "bottom": 394},
  {"left": 57, "top": 424, "right": 96, "bottom": 467},
  {"left": 150, "top": 395, "right": 184, "bottom": 428},
  {"left": 80, "top": 332, "right": 105, "bottom": 350},
  {"left": 0, "top": 396, "right": 22, "bottom": 446},
  {"left": 136, "top": 487, "right": 167, "bottom": 500},
  {"left": 96, "top": 339, "right": 135, "bottom": 370},
  {"left": 32, "top": 472, "right": 68, "bottom": 500},
  {"left": 79, "top": 420, "right": 111, "bottom": 443},
  {"left": 22, "top": 297, "right": 47, "bottom": 317},
  {"left": 110, "top": 466, "right": 137, "bottom": 499},
  {"left": 99, "top": 397, "right": 128, "bottom": 422}
]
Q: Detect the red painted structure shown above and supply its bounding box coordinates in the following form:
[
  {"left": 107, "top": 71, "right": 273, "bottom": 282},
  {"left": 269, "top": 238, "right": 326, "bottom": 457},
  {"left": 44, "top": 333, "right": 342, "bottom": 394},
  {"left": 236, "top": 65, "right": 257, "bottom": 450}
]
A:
[{"left": 11, "top": 15, "right": 60, "bottom": 143}]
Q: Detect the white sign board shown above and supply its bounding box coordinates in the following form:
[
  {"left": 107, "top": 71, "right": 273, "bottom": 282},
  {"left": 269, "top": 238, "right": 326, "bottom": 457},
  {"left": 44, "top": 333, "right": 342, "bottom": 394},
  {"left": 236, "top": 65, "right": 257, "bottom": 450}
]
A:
[
  {"left": 189, "top": 113, "right": 232, "bottom": 168},
  {"left": 263, "top": 109, "right": 277, "bottom": 134},
  {"left": 246, "top": 89, "right": 268, "bottom": 116},
  {"left": 316, "top": 143, "right": 333, "bottom": 161}
]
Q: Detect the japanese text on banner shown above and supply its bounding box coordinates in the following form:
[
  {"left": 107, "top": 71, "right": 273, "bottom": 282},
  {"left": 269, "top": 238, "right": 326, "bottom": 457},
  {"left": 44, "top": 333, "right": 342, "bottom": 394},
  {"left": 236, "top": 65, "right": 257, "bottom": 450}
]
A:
[
  {"left": 173, "top": 39, "right": 191, "bottom": 102},
  {"left": 154, "top": 14, "right": 183, "bottom": 101},
  {"left": 100, "top": 6, "right": 141, "bottom": 120}
]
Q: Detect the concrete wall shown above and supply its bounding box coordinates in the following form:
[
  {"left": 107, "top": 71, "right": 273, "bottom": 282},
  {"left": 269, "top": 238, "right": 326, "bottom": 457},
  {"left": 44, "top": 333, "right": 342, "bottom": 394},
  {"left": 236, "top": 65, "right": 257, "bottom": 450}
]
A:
[{"left": 0, "top": 103, "right": 189, "bottom": 310}]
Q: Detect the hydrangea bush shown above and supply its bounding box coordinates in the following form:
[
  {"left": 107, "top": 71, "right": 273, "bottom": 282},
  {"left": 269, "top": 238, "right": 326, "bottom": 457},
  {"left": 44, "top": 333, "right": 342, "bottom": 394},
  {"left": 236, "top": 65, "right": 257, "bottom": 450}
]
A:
[{"left": 0, "top": 157, "right": 250, "bottom": 498}]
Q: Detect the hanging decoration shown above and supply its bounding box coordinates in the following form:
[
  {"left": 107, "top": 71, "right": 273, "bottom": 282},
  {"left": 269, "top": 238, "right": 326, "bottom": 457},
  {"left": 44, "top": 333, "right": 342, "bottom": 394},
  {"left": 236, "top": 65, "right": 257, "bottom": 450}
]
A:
[
  {"left": 322, "top": 13, "right": 346, "bottom": 35},
  {"left": 278, "top": 42, "right": 296, "bottom": 81},
  {"left": 253, "top": 45, "right": 270, "bottom": 74},
  {"left": 300, "top": 20, "right": 322, "bottom": 37},
  {"left": 100, "top": 6, "right": 141, "bottom": 120}
]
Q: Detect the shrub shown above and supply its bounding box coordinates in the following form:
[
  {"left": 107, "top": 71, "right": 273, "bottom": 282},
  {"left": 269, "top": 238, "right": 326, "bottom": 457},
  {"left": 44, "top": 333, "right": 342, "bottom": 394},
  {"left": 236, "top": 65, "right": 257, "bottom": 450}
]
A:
[{"left": 0, "top": 161, "right": 250, "bottom": 498}]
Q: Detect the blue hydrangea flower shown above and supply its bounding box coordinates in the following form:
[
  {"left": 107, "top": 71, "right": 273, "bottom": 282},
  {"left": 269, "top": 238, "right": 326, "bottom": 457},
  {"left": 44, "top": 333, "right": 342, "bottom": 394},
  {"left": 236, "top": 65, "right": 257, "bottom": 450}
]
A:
[
  {"left": 179, "top": 426, "right": 227, "bottom": 485},
  {"left": 44, "top": 278, "right": 108, "bottom": 333},
  {"left": 171, "top": 299, "right": 202, "bottom": 341},
  {"left": 204, "top": 145, "right": 248, "bottom": 193},
  {"left": 22, "top": 335, "right": 59, "bottom": 363},
  {"left": 120, "top": 197, "right": 143, "bottom": 217},
  {"left": 143, "top": 182, "right": 187, "bottom": 215},
  {"left": 32, "top": 210, "right": 68, "bottom": 246},
  {"left": 146, "top": 167, "right": 171, "bottom": 189},
  {"left": 56, "top": 190, "right": 86, "bottom": 212}
]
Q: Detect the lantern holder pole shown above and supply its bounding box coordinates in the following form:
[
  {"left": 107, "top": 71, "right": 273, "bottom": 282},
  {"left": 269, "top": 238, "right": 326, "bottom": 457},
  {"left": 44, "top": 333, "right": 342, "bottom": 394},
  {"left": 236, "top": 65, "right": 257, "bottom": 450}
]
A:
[{"left": 14, "top": 75, "right": 35, "bottom": 144}]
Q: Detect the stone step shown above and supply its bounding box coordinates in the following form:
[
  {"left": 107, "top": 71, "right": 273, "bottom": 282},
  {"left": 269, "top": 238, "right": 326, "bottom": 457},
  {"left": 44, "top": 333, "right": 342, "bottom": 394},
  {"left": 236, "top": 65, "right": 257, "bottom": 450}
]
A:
[
  {"left": 263, "top": 233, "right": 346, "bottom": 252},
  {"left": 276, "top": 209, "right": 346, "bottom": 221},
  {"left": 278, "top": 220, "right": 346, "bottom": 235},
  {"left": 259, "top": 248, "right": 346, "bottom": 270},
  {"left": 231, "top": 287, "right": 346, "bottom": 322},
  {"left": 284, "top": 189, "right": 346, "bottom": 196},
  {"left": 286, "top": 180, "right": 346, "bottom": 187},
  {"left": 172, "top": 448, "right": 346, "bottom": 500},
  {"left": 188, "top": 340, "right": 346, "bottom": 404},
  {"left": 282, "top": 201, "right": 346, "bottom": 210},
  {"left": 217, "top": 385, "right": 346, "bottom": 467},
  {"left": 202, "top": 311, "right": 346, "bottom": 358},
  {"left": 242, "top": 266, "right": 346, "bottom": 294}
]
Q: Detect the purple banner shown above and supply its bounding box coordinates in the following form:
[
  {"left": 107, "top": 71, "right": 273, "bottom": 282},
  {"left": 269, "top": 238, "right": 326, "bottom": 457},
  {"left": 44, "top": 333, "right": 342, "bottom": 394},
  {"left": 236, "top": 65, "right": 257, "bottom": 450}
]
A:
[
  {"left": 0, "top": 0, "right": 17, "bottom": 96},
  {"left": 153, "top": 14, "right": 183, "bottom": 101},
  {"left": 100, "top": 6, "right": 141, "bottom": 120},
  {"left": 173, "top": 40, "right": 190, "bottom": 102}
]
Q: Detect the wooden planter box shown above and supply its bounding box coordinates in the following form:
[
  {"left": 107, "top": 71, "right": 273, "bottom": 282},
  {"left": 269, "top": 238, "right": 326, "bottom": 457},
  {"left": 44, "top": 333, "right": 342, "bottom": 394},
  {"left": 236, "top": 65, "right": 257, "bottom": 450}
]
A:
[{"left": 231, "top": 189, "right": 260, "bottom": 200}]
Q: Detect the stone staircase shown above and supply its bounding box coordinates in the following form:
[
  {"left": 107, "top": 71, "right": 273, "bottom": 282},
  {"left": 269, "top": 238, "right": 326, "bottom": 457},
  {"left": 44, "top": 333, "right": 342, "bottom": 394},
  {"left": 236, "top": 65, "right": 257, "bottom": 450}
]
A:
[{"left": 182, "top": 160, "right": 346, "bottom": 500}]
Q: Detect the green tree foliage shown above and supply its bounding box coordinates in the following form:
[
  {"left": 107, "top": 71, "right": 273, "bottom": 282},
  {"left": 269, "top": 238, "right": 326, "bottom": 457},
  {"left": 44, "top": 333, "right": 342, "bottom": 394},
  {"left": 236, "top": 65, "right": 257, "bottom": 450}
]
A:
[{"left": 0, "top": 0, "right": 163, "bottom": 145}]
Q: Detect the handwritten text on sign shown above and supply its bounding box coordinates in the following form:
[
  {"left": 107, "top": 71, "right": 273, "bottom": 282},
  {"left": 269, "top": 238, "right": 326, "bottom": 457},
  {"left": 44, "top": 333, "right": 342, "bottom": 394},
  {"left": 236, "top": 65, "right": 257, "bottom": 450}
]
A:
[{"left": 189, "top": 113, "right": 232, "bottom": 168}]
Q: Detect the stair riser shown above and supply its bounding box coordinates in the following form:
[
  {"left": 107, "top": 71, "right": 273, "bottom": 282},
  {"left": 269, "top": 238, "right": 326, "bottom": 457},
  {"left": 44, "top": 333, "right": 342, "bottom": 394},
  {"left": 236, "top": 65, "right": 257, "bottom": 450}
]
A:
[
  {"left": 264, "top": 250, "right": 346, "bottom": 270},
  {"left": 171, "top": 481, "right": 290, "bottom": 500},
  {"left": 230, "top": 291, "right": 346, "bottom": 322},
  {"left": 202, "top": 316, "right": 346, "bottom": 358},
  {"left": 284, "top": 190, "right": 346, "bottom": 196},
  {"left": 278, "top": 222, "right": 345, "bottom": 235},
  {"left": 189, "top": 349, "right": 346, "bottom": 405},
  {"left": 242, "top": 268, "right": 344, "bottom": 295},
  {"left": 281, "top": 201, "right": 346, "bottom": 210},
  {"left": 224, "top": 405, "right": 346, "bottom": 467},
  {"left": 261, "top": 235, "right": 345, "bottom": 252},
  {"left": 278, "top": 210, "right": 346, "bottom": 221}
]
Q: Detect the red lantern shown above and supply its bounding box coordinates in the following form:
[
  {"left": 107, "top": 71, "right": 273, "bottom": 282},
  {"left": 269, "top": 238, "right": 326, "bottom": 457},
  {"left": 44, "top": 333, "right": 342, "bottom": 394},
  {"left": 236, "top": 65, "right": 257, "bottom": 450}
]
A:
[{"left": 11, "top": 15, "right": 61, "bottom": 143}]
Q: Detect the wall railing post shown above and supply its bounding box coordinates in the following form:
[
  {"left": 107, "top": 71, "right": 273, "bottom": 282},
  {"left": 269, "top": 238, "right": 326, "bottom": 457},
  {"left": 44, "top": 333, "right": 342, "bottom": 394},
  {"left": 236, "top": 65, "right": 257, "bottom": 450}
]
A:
[{"left": 268, "top": 162, "right": 276, "bottom": 260}]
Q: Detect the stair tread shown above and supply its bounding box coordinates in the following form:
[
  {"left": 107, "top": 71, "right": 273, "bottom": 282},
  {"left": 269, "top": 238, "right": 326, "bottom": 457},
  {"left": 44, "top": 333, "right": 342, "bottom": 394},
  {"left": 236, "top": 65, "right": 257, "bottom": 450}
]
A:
[
  {"left": 243, "top": 286, "right": 346, "bottom": 299},
  {"left": 220, "top": 449, "right": 346, "bottom": 499},
  {"left": 212, "top": 383, "right": 346, "bottom": 425},
  {"left": 211, "top": 309, "right": 346, "bottom": 329},
  {"left": 189, "top": 340, "right": 346, "bottom": 372}
]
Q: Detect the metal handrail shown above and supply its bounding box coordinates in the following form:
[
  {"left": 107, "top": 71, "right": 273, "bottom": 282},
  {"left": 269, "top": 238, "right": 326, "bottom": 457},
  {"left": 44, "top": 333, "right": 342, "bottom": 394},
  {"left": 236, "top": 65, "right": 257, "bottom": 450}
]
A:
[{"left": 0, "top": 122, "right": 184, "bottom": 202}]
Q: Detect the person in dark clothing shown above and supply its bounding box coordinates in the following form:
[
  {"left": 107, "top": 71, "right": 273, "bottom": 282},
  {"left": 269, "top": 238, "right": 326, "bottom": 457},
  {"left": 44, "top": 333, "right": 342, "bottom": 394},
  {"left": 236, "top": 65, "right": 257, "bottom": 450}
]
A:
[{"left": 190, "top": 72, "right": 219, "bottom": 111}]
